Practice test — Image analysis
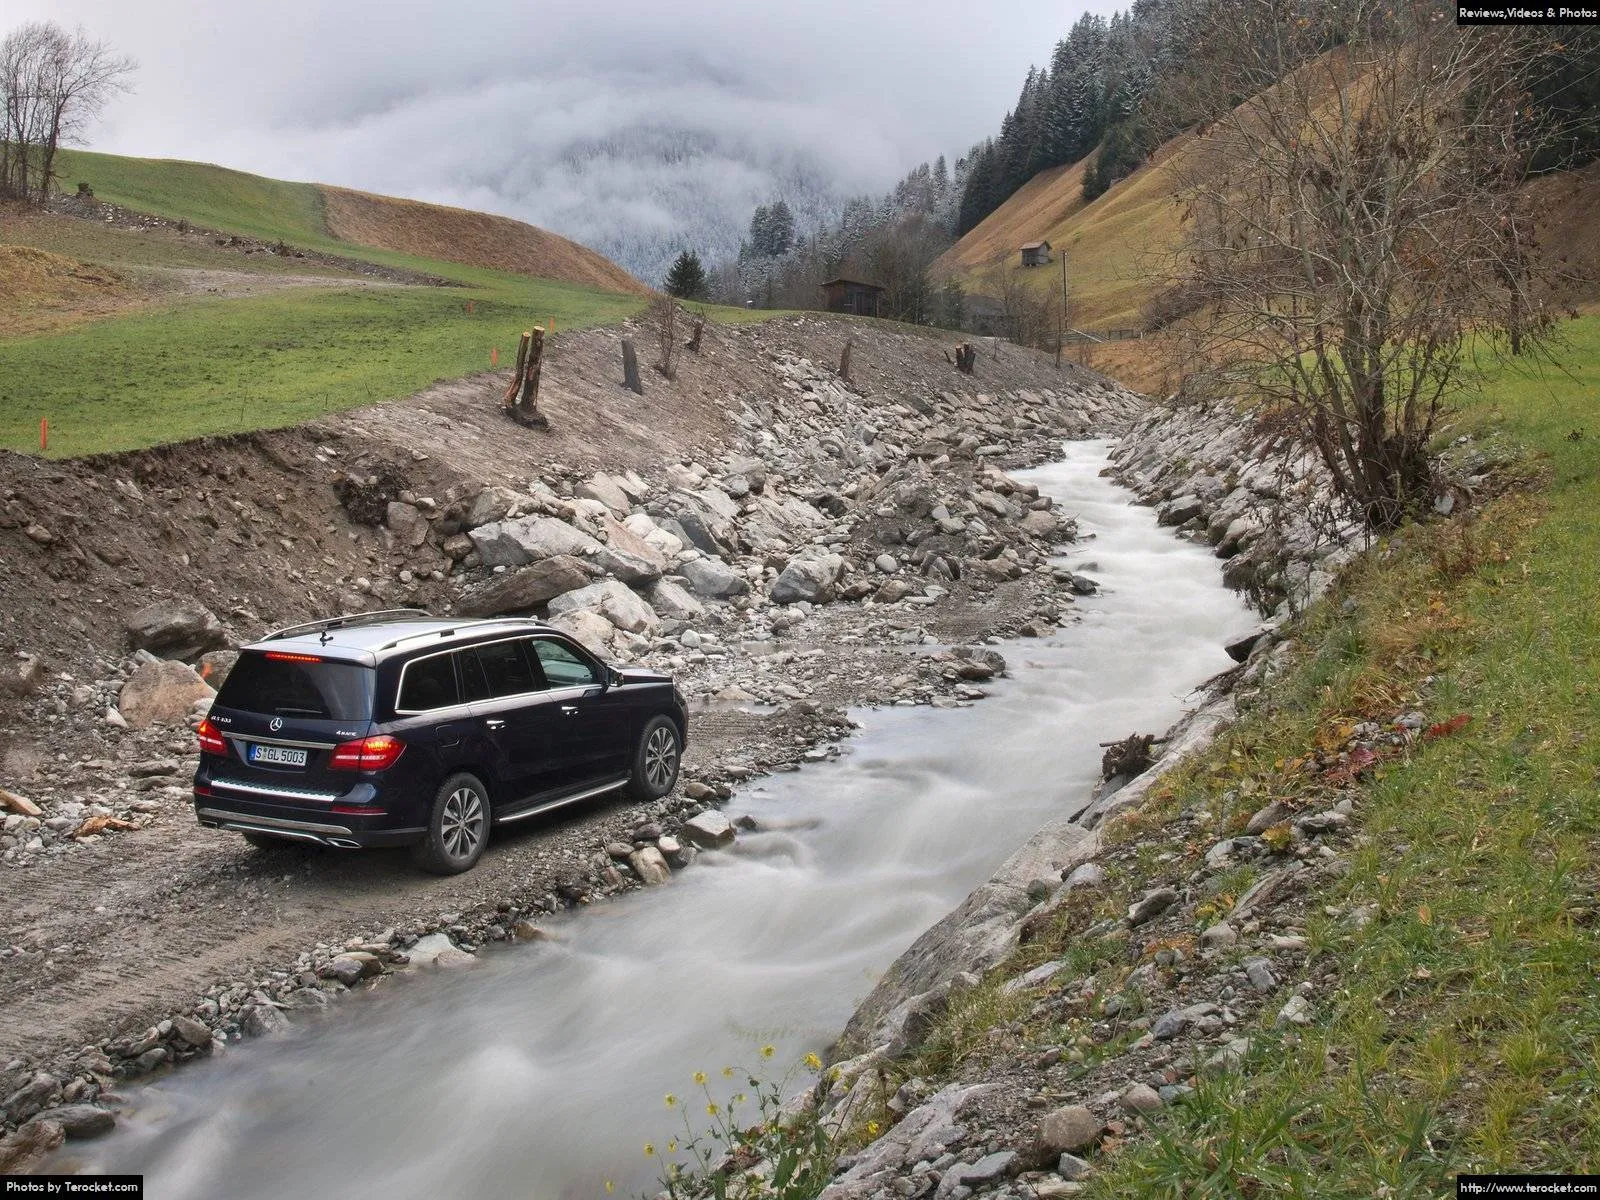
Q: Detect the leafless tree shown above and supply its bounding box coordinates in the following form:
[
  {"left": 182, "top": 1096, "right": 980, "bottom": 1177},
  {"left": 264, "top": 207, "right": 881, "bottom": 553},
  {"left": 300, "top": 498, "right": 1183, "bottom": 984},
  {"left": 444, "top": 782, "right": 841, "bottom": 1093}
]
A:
[
  {"left": 0, "top": 22, "right": 134, "bottom": 205},
  {"left": 652, "top": 295, "right": 679, "bottom": 379},
  {"left": 1165, "top": 0, "right": 1556, "bottom": 530},
  {"left": 986, "top": 254, "right": 1060, "bottom": 350}
]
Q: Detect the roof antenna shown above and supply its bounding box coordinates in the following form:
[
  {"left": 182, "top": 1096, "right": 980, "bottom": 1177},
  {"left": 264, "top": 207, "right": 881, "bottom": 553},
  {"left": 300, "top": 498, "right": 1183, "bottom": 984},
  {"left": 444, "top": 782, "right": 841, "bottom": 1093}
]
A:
[{"left": 319, "top": 629, "right": 332, "bottom": 645}]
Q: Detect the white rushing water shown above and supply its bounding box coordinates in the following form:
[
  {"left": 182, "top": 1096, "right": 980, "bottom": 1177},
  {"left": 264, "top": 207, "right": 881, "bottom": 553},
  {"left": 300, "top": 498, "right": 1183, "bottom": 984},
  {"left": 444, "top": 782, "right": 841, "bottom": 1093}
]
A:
[{"left": 71, "top": 442, "right": 1251, "bottom": 1200}]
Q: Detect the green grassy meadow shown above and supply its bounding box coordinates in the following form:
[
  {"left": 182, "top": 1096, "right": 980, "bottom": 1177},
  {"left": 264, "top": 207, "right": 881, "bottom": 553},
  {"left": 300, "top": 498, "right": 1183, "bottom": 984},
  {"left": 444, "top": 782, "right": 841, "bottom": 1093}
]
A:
[{"left": 0, "top": 151, "right": 799, "bottom": 456}]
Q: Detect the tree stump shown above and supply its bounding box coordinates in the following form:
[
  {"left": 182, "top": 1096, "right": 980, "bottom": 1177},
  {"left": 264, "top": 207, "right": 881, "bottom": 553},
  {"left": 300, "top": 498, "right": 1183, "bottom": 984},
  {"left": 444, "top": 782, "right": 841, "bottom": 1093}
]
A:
[
  {"left": 502, "top": 328, "right": 549, "bottom": 428},
  {"left": 1098, "top": 733, "right": 1165, "bottom": 781},
  {"left": 954, "top": 342, "right": 977, "bottom": 374},
  {"left": 839, "top": 337, "right": 853, "bottom": 383},
  {"left": 686, "top": 316, "right": 705, "bottom": 353},
  {"left": 622, "top": 339, "right": 643, "bottom": 394}
]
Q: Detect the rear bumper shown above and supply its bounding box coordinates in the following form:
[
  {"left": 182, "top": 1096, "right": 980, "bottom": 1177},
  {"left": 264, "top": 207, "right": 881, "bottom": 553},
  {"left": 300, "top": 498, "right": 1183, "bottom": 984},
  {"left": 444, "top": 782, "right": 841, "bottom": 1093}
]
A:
[
  {"left": 193, "top": 768, "right": 427, "bottom": 849},
  {"left": 195, "top": 805, "right": 424, "bottom": 849}
]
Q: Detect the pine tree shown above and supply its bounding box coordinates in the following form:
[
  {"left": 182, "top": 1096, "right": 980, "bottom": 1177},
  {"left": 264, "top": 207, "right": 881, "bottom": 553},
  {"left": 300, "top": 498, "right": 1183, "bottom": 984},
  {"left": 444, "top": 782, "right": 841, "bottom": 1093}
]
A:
[
  {"left": 664, "top": 250, "right": 709, "bottom": 300},
  {"left": 767, "top": 200, "right": 795, "bottom": 255}
]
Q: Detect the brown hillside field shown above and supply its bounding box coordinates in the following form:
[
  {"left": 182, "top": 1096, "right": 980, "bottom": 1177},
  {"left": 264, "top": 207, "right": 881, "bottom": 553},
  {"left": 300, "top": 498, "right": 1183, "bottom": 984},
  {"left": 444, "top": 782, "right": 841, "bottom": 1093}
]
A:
[
  {"left": 321, "top": 187, "right": 650, "bottom": 296},
  {"left": 0, "top": 244, "right": 135, "bottom": 337}
]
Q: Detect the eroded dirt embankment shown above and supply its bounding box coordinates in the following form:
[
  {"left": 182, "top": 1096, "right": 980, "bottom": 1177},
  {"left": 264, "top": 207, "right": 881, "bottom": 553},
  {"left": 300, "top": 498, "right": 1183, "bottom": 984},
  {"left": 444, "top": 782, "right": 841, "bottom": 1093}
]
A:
[{"left": 0, "top": 314, "right": 1143, "bottom": 1151}]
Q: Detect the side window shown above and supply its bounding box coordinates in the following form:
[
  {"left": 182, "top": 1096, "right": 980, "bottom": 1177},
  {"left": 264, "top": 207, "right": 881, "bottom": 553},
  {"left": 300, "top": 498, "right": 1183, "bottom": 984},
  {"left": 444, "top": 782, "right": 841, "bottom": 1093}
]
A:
[
  {"left": 456, "top": 649, "right": 490, "bottom": 703},
  {"left": 533, "top": 638, "right": 599, "bottom": 688},
  {"left": 397, "top": 653, "right": 459, "bottom": 713},
  {"left": 469, "top": 639, "right": 540, "bottom": 699}
]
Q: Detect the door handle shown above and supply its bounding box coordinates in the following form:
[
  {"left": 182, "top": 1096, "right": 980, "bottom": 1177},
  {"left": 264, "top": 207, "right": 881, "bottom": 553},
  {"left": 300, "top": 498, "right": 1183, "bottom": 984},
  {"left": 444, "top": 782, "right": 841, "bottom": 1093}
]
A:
[
  {"left": 484, "top": 718, "right": 506, "bottom": 730},
  {"left": 560, "top": 705, "right": 580, "bottom": 716}
]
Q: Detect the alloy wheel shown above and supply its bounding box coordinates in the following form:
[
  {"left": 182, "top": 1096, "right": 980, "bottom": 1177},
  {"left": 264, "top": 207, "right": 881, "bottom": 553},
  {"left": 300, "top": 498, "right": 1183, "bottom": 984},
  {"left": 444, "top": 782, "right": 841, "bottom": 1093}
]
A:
[
  {"left": 441, "top": 786, "right": 485, "bottom": 859},
  {"left": 645, "top": 725, "right": 678, "bottom": 791}
]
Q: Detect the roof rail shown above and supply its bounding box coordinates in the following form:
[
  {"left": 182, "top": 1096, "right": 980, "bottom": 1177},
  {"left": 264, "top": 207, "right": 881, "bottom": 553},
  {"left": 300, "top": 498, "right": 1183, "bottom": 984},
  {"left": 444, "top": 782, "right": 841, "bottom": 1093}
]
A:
[
  {"left": 263, "top": 608, "right": 434, "bottom": 643},
  {"left": 375, "top": 616, "right": 550, "bottom": 652}
]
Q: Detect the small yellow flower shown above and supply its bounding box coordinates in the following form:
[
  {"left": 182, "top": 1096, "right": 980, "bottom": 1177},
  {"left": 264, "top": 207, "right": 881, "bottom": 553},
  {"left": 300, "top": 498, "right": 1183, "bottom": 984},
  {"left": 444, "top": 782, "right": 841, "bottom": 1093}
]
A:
[
  {"left": 761, "top": 1044, "right": 776, "bottom": 1059},
  {"left": 644, "top": 1143, "right": 656, "bottom": 1157},
  {"left": 866, "top": 1121, "right": 881, "bottom": 1136},
  {"left": 721, "top": 1066, "right": 735, "bottom": 1078},
  {"left": 605, "top": 1183, "right": 616, "bottom": 1195},
  {"left": 733, "top": 1093, "right": 748, "bottom": 1105},
  {"left": 707, "top": 1102, "right": 720, "bottom": 1116},
  {"left": 804, "top": 1052, "right": 822, "bottom": 1070},
  {"left": 693, "top": 1070, "right": 707, "bottom": 1085},
  {"left": 667, "top": 1140, "right": 677, "bottom": 1153},
  {"left": 664, "top": 1093, "right": 678, "bottom": 1108}
]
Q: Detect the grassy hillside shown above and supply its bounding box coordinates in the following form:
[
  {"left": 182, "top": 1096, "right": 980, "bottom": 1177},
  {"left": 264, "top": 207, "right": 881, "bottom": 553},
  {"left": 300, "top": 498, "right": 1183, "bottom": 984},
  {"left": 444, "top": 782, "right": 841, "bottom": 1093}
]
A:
[
  {"left": 54, "top": 149, "right": 648, "bottom": 294},
  {"left": 0, "top": 150, "right": 689, "bottom": 456},
  {"left": 933, "top": 138, "right": 1193, "bottom": 331}
]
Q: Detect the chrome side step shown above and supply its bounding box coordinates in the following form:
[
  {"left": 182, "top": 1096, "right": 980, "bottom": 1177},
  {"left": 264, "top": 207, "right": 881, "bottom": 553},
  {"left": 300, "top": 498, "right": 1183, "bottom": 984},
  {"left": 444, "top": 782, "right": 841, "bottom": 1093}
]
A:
[{"left": 495, "top": 776, "right": 629, "bottom": 825}]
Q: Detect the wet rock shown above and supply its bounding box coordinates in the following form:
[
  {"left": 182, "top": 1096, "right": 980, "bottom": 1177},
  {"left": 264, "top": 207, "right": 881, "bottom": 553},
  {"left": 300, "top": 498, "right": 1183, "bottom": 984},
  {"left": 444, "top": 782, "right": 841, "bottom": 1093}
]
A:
[
  {"left": 239, "top": 1004, "right": 289, "bottom": 1039},
  {"left": 455, "top": 556, "right": 596, "bottom": 617},
  {"left": 681, "top": 810, "right": 735, "bottom": 849},
  {"left": 1038, "top": 1104, "right": 1103, "bottom": 1155},
  {"left": 118, "top": 659, "right": 215, "bottom": 730},
  {"left": 125, "top": 599, "right": 228, "bottom": 660},
  {"left": 405, "top": 932, "right": 475, "bottom": 970},
  {"left": 628, "top": 845, "right": 672, "bottom": 885},
  {"left": 322, "top": 952, "right": 381, "bottom": 985},
  {"left": 34, "top": 1104, "right": 115, "bottom": 1139},
  {"left": 171, "top": 1015, "right": 213, "bottom": 1049},
  {"left": 1126, "top": 887, "right": 1178, "bottom": 926},
  {"left": 0, "top": 1118, "right": 64, "bottom": 1173},
  {"left": 3, "top": 1073, "right": 60, "bottom": 1123}
]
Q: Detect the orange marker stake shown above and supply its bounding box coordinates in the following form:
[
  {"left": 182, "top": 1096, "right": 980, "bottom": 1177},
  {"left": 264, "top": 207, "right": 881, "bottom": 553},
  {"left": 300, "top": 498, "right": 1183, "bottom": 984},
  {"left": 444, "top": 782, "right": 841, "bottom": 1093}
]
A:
[
  {"left": 491, "top": 347, "right": 499, "bottom": 366},
  {"left": 40, "top": 418, "right": 47, "bottom": 452}
]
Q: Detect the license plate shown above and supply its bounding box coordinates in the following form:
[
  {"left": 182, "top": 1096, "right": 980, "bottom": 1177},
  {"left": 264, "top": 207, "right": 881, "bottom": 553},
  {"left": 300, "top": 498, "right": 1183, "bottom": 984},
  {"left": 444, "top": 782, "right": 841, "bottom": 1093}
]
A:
[{"left": 249, "top": 744, "right": 308, "bottom": 768}]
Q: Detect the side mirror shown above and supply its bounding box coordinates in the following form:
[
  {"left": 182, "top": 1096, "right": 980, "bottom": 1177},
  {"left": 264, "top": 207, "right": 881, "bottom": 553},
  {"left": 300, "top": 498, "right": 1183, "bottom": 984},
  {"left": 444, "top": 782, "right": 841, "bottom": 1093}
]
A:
[{"left": 608, "top": 667, "right": 625, "bottom": 689}]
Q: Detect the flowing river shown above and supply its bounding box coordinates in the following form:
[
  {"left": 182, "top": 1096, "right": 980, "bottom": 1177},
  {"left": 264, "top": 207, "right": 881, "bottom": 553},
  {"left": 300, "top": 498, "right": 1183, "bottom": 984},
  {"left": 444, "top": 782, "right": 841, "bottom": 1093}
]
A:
[{"left": 67, "top": 441, "right": 1251, "bottom": 1199}]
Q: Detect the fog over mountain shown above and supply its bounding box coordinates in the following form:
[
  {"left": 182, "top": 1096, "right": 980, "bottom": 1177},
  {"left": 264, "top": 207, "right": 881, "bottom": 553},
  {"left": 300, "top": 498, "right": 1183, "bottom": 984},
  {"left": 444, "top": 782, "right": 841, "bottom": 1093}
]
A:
[{"left": 12, "top": 0, "right": 1111, "bottom": 284}]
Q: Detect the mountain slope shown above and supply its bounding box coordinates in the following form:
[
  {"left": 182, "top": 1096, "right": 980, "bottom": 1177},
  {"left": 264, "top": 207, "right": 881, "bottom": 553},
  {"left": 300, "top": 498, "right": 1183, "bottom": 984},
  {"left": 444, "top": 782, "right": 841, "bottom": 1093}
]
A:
[{"left": 54, "top": 149, "right": 648, "bottom": 294}]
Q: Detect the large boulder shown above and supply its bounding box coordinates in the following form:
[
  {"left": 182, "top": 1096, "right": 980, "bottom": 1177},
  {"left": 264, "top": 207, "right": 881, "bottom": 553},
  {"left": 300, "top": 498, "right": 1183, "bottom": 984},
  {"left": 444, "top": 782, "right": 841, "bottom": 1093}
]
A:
[
  {"left": 384, "top": 501, "right": 429, "bottom": 548},
  {"left": 677, "top": 556, "right": 748, "bottom": 599},
  {"left": 118, "top": 660, "right": 215, "bottom": 729},
  {"left": 469, "top": 516, "right": 598, "bottom": 569},
  {"left": 646, "top": 579, "right": 705, "bottom": 621},
  {"left": 595, "top": 514, "right": 668, "bottom": 579},
  {"left": 578, "top": 473, "right": 632, "bottom": 514},
  {"left": 125, "top": 599, "right": 228, "bottom": 660},
  {"left": 547, "top": 610, "right": 616, "bottom": 656},
  {"left": 469, "top": 516, "right": 662, "bottom": 583},
  {"left": 770, "top": 551, "right": 845, "bottom": 604},
  {"left": 465, "top": 485, "right": 522, "bottom": 530},
  {"left": 547, "top": 579, "right": 659, "bottom": 635},
  {"left": 624, "top": 512, "right": 684, "bottom": 558},
  {"left": 454, "top": 556, "right": 596, "bottom": 617}
]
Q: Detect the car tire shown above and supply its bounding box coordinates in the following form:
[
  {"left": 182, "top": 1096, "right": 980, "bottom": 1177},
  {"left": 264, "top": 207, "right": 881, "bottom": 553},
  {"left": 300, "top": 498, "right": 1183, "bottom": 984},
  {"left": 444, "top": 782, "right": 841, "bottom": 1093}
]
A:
[
  {"left": 628, "top": 715, "right": 681, "bottom": 802},
  {"left": 412, "top": 772, "right": 491, "bottom": 875}
]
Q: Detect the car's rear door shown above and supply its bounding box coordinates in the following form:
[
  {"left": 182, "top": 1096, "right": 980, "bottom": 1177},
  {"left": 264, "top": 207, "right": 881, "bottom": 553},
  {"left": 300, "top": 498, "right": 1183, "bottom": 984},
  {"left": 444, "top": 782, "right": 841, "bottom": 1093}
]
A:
[
  {"left": 529, "top": 636, "right": 632, "bottom": 783},
  {"left": 461, "top": 638, "right": 576, "bottom": 808}
]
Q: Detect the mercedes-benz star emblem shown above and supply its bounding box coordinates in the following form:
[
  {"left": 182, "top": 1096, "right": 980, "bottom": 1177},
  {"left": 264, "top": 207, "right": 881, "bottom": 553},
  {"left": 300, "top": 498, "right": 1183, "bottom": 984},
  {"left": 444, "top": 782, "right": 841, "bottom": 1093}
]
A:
[{"left": 269, "top": 717, "right": 283, "bottom": 732}]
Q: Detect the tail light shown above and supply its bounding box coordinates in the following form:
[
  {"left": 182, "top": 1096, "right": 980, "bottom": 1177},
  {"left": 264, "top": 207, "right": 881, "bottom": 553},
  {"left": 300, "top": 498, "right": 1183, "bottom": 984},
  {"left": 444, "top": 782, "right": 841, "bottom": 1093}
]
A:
[
  {"left": 197, "top": 719, "right": 228, "bottom": 756},
  {"left": 329, "top": 734, "right": 405, "bottom": 771}
]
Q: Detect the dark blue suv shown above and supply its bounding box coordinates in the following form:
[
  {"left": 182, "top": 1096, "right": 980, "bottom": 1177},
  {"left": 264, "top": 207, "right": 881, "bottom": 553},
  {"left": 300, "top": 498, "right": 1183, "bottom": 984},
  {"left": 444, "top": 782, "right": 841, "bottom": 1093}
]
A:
[{"left": 192, "top": 610, "right": 688, "bottom": 873}]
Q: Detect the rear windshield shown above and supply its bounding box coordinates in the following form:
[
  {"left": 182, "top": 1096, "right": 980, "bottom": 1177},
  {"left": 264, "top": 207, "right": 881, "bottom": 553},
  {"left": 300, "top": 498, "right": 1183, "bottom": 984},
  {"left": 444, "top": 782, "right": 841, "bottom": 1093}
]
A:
[{"left": 215, "top": 652, "right": 374, "bottom": 722}]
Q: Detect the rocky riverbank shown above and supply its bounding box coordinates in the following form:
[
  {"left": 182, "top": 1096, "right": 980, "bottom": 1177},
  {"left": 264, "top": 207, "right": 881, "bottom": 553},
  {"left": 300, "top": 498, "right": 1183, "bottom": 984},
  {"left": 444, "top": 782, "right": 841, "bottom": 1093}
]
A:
[
  {"left": 796, "top": 395, "right": 1386, "bottom": 1200},
  {"left": 0, "top": 314, "right": 1144, "bottom": 1168}
]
